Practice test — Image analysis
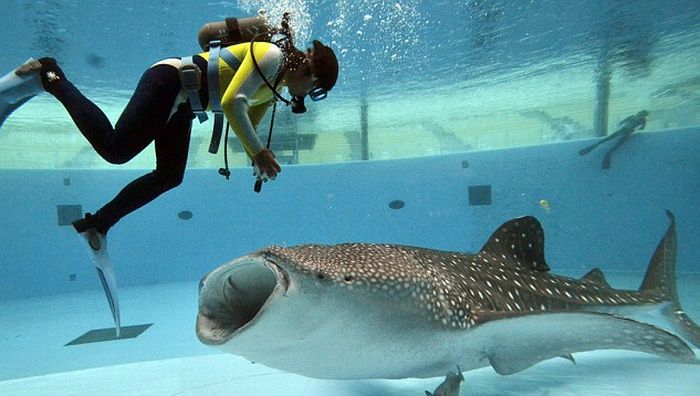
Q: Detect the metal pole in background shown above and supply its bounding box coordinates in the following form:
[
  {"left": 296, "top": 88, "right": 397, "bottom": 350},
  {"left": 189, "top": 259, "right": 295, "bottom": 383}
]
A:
[
  {"left": 594, "top": 56, "right": 611, "bottom": 137},
  {"left": 360, "top": 91, "right": 369, "bottom": 160}
]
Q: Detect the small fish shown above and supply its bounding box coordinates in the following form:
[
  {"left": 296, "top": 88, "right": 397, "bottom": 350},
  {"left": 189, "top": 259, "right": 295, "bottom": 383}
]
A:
[
  {"left": 539, "top": 199, "right": 551, "bottom": 214},
  {"left": 425, "top": 365, "right": 464, "bottom": 396}
]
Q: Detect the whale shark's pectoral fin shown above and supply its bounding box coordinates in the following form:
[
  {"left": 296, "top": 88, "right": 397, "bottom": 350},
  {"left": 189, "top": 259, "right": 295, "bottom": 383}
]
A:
[{"left": 473, "top": 310, "right": 696, "bottom": 375}]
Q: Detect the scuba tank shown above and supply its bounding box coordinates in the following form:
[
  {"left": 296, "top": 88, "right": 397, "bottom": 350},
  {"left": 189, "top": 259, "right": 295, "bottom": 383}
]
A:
[{"left": 197, "top": 10, "right": 275, "bottom": 51}]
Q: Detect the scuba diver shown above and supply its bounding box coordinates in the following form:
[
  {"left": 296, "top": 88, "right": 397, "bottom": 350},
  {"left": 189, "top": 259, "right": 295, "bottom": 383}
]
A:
[
  {"left": 578, "top": 110, "right": 649, "bottom": 169},
  {"left": 0, "top": 13, "right": 338, "bottom": 250}
]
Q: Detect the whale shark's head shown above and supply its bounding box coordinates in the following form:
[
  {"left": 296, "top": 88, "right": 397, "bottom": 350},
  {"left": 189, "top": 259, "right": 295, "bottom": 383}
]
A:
[
  {"left": 195, "top": 243, "right": 464, "bottom": 378},
  {"left": 196, "top": 243, "right": 441, "bottom": 346},
  {"left": 195, "top": 250, "right": 287, "bottom": 346}
]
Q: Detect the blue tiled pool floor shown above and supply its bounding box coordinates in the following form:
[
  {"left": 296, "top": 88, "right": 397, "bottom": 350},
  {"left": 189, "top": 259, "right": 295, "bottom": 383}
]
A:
[
  {"left": 2, "top": 352, "right": 699, "bottom": 396},
  {"left": 0, "top": 282, "right": 209, "bottom": 381},
  {"left": 1, "top": 275, "right": 699, "bottom": 395}
]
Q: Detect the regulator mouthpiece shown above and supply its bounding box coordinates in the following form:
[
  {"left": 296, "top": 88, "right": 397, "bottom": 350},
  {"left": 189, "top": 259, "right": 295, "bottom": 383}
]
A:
[{"left": 290, "top": 96, "right": 306, "bottom": 114}]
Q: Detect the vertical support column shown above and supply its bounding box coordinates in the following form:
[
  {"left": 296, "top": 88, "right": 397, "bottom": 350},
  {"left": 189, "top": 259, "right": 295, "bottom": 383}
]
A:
[
  {"left": 594, "top": 57, "right": 611, "bottom": 137},
  {"left": 360, "top": 92, "right": 369, "bottom": 160}
]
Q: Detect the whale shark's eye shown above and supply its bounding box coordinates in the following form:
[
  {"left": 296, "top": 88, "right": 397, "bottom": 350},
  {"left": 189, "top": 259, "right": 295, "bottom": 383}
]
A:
[
  {"left": 317, "top": 273, "right": 326, "bottom": 280},
  {"left": 344, "top": 275, "right": 353, "bottom": 282}
]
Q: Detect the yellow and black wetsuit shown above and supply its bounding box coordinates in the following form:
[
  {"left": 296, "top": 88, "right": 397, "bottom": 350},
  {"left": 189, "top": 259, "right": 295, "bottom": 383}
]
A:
[
  {"left": 45, "top": 42, "right": 285, "bottom": 235},
  {"left": 196, "top": 41, "right": 283, "bottom": 158}
]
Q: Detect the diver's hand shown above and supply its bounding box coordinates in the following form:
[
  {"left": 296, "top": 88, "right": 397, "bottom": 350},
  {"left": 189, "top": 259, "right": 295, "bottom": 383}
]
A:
[{"left": 253, "top": 149, "right": 281, "bottom": 181}]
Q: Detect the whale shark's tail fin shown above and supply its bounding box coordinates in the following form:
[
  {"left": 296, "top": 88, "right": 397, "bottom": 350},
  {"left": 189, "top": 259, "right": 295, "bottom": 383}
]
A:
[
  {"left": 639, "top": 210, "right": 700, "bottom": 347},
  {"left": 0, "top": 58, "right": 44, "bottom": 130}
]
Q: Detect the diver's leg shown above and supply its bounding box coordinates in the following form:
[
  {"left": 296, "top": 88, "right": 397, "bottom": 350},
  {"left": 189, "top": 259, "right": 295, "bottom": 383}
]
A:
[
  {"left": 86, "top": 105, "right": 193, "bottom": 234},
  {"left": 579, "top": 129, "right": 622, "bottom": 155},
  {"left": 47, "top": 63, "right": 181, "bottom": 164},
  {"left": 602, "top": 130, "right": 635, "bottom": 169},
  {"left": 105, "top": 65, "right": 183, "bottom": 163},
  {"left": 38, "top": 58, "right": 118, "bottom": 156}
]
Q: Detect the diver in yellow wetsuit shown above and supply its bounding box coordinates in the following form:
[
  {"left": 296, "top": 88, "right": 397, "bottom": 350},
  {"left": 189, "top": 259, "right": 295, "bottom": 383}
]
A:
[{"left": 13, "top": 37, "right": 337, "bottom": 249}]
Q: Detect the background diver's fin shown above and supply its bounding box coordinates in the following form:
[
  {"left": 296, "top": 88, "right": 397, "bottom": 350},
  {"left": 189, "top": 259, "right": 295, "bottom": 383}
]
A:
[{"left": 80, "top": 232, "right": 121, "bottom": 338}]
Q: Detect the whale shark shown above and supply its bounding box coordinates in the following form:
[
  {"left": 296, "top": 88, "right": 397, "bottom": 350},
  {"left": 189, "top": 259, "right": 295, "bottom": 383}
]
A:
[{"left": 196, "top": 211, "right": 699, "bottom": 379}]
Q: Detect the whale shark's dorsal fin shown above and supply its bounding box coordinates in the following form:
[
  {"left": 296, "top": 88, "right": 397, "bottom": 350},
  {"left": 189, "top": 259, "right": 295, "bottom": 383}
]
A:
[
  {"left": 581, "top": 268, "right": 611, "bottom": 288},
  {"left": 480, "top": 216, "right": 550, "bottom": 272}
]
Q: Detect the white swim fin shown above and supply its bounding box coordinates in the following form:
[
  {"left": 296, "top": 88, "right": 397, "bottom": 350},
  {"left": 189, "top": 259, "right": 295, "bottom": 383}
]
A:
[
  {"left": 79, "top": 231, "right": 122, "bottom": 338},
  {"left": 0, "top": 58, "right": 44, "bottom": 129}
]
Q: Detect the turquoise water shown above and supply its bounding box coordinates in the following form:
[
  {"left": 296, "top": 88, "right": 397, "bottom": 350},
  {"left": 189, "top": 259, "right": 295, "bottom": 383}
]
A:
[
  {"left": 0, "top": 0, "right": 698, "bottom": 168},
  {"left": 0, "top": 1, "right": 699, "bottom": 395}
]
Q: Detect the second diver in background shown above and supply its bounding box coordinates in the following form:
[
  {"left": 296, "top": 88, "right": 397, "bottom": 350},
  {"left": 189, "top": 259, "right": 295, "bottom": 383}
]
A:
[{"left": 579, "top": 110, "right": 649, "bottom": 169}]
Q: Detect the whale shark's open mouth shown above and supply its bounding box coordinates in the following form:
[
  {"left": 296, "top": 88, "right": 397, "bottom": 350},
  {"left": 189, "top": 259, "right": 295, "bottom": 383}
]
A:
[{"left": 196, "top": 256, "right": 288, "bottom": 345}]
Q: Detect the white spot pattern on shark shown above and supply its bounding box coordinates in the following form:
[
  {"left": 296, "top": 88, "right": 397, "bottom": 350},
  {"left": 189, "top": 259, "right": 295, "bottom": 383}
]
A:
[{"left": 196, "top": 211, "right": 699, "bottom": 379}]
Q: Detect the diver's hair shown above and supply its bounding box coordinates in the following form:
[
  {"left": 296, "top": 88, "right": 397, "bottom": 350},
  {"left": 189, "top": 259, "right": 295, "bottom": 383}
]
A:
[
  {"left": 311, "top": 40, "right": 338, "bottom": 91},
  {"left": 281, "top": 44, "right": 308, "bottom": 74}
]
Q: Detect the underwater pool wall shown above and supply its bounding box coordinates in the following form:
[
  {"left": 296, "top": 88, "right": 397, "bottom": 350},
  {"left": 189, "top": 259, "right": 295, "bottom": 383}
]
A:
[{"left": 0, "top": 127, "right": 698, "bottom": 300}]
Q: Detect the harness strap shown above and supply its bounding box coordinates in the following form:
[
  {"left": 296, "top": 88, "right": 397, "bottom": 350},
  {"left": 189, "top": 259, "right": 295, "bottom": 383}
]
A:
[
  {"left": 219, "top": 47, "right": 242, "bottom": 70},
  {"left": 208, "top": 112, "right": 225, "bottom": 154},
  {"left": 206, "top": 42, "right": 245, "bottom": 154},
  {"left": 180, "top": 56, "right": 208, "bottom": 123},
  {"left": 206, "top": 41, "right": 224, "bottom": 153},
  {"left": 207, "top": 40, "right": 223, "bottom": 112}
]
